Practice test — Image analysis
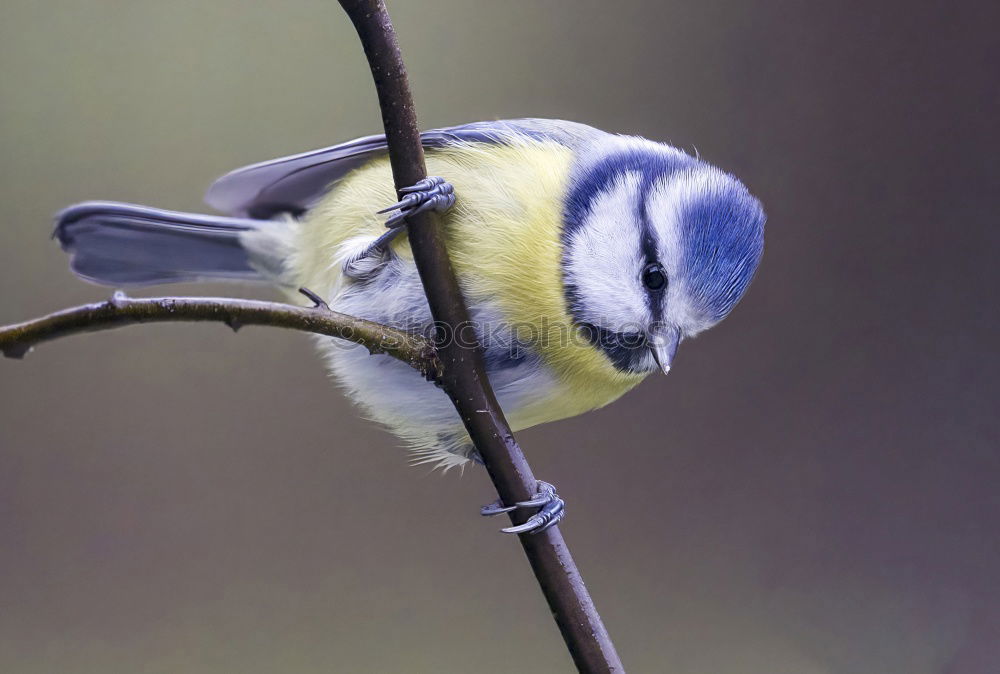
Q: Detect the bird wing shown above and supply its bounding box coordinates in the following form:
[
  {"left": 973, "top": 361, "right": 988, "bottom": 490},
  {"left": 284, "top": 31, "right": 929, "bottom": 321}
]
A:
[{"left": 204, "top": 118, "right": 602, "bottom": 218}]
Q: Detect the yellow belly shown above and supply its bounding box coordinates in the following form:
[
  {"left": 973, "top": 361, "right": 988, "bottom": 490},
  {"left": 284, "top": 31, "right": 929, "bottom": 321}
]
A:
[{"left": 290, "top": 139, "right": 648, "bottom": 430}]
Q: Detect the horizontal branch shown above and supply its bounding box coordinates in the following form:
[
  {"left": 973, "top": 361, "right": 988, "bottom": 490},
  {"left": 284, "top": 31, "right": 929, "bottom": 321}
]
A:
[{"left": 0, "top": 291, "right": 439, "bottom": 376}]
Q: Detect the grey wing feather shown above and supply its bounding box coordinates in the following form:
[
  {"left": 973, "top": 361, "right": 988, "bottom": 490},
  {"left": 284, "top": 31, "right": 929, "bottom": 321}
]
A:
[{"left": 204, "top": 118, "right": 603, "bottom": 218}]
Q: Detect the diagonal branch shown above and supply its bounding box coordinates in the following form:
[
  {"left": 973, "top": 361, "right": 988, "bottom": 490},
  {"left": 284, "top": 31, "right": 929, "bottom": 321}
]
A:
[
  {"left": 337, "top": 1, "right": 625, "bottom": 671},
  {"left": 0, "top": 291, "right": 438, "bottom": 376}
]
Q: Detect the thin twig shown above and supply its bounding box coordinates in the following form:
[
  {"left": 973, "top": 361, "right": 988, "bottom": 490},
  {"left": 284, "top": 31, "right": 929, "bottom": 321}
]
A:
[
  {"left": 336, "top": 2, "right": 624, "bottom": 671},
  {"left": 0, "top": 291, "right": 439, "bottom": 377}
]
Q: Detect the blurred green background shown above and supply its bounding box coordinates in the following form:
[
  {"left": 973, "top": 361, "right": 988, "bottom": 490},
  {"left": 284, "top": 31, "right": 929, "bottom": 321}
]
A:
[{"left": 1, "top": 1, "right": 997, "bottom": 672}]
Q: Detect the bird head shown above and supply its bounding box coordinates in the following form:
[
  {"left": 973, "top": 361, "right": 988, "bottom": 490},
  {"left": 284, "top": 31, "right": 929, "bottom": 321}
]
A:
[{"left": 562, "top": 138, "right": 765, "bottom": 375}]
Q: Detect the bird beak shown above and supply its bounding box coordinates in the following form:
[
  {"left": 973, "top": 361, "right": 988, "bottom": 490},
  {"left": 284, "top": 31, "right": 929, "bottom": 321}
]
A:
[{"left": 649, "top": 327, "right": 681, "bottom": 375}]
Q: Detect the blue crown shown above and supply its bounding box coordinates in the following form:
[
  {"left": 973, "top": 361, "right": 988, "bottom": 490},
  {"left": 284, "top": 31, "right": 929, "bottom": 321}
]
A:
[{"left": 679, "top": 175, "right": 765, "bottom": 321}]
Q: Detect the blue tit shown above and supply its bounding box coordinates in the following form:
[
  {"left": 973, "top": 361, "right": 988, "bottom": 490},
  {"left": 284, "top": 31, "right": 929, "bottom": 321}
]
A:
[{"left": 55, "top": 118, "right": 765, "bottom": 471}]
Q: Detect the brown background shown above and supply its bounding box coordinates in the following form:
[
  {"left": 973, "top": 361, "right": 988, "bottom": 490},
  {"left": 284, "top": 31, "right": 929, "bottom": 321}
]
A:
[{"left": 1, "top": 1, "right": 997, "bottom": 672}]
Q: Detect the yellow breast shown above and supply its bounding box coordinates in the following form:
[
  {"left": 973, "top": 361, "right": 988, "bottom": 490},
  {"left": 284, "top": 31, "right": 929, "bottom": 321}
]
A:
[{"left": 291, "top": 139, "right": 647, "bottom": 430}]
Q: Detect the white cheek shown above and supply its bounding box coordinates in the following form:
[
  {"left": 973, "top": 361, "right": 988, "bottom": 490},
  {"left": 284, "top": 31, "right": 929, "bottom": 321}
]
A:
[{"left": 565, "top": 172, "right": 647, "bottom": 330}]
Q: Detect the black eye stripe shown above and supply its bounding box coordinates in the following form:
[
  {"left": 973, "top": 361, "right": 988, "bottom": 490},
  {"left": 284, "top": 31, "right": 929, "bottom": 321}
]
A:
[{"left": 642, "top": 262, "right": 667, "bottom": 291}]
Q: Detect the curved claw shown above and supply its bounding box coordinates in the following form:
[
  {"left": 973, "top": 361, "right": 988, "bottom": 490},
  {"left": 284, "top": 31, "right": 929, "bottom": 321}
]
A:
[
  {"left": 480, "top": 500, "right": 518, "bottom": 517},
  {"left": 480, "top": 480, "right": 566, "bottom": 535},
  {"left": 384, "top": 193, "right": 455, "bottom": 228},
  {"left": 399, "top": 176, "right": 445, "bottom": 193},
  {"left": 377, "top": 192, "right": 422, "bottom": 214},
  {"left": 379, "top": 178, "right": 456, "bottom": 228},
  {"left": 501, "top": 495, "right": 566, "bottom": 535},
  {"left": 515, "top": 481, "right": 557, "bottom": 508},
  {"left": 384, "top": 211, "right": 409, "bottom": 229},
  {"left": 346, "top": 177, "right": 456, "bottom": 272}
]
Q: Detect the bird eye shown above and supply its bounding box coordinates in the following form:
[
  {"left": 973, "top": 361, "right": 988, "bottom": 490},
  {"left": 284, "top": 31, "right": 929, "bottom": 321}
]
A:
[{"left": 641, "top": 263, "right": 667, "bottom": 291}]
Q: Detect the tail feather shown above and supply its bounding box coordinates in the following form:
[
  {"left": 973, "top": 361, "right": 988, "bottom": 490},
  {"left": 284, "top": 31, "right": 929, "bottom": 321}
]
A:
[{"left": 55, "top": 202, "right": 270, "bottom": 287}]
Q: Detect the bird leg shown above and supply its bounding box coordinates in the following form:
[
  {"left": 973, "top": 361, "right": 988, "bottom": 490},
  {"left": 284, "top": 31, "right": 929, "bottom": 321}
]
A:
[
  {"left": 481, "top": 480, "right": 566, "bottom": 535},
  {"left": 342, "top": 177, "right": 456, "bottom": 278}
]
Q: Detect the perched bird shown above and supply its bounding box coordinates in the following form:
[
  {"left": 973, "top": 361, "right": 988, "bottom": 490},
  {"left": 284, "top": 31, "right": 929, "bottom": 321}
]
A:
[{"left": 55, "top": 119, "right": 765, "bottom": 532}]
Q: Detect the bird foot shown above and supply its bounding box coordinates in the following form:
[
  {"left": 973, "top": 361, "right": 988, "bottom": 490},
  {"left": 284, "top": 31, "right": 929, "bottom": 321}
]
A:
[
  {"left": 378, "top": 176, "right": 456, "bottom": 229},
  {"left": 343, "top": 177, "right": 456, "bottom": 277},
  {"left": 481, "top": 480, "right": 565, "bottom": 535}
]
